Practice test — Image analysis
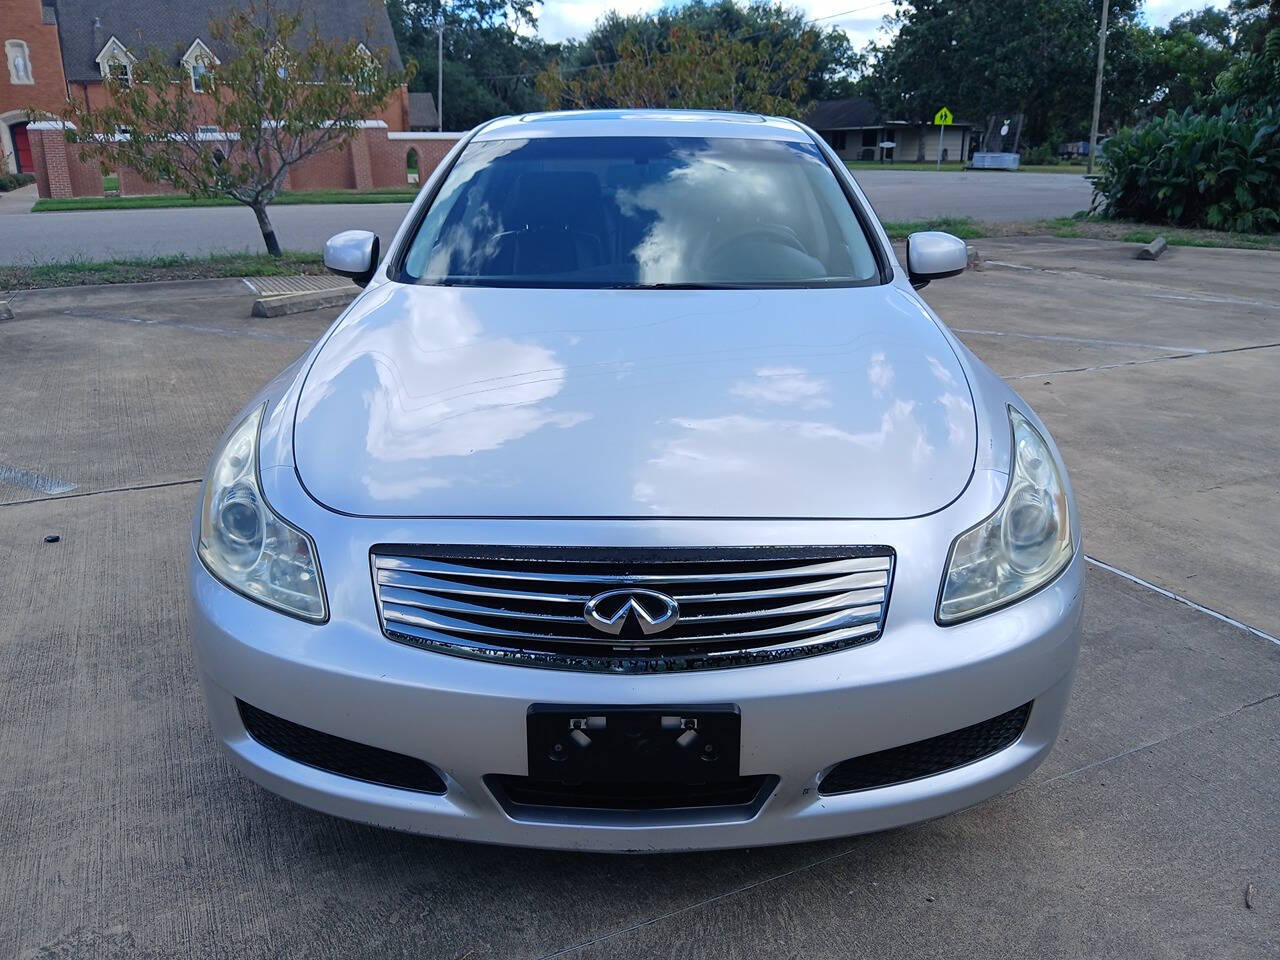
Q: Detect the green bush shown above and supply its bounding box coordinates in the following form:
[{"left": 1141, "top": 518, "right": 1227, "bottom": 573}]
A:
[
  {"left": 0, "top": 172, "right": 36, "bottom": 192},
  {"left": 1022, "top": 144, "right": 1060, "bottom": 166},
  {"left": 1092, "top": 105, "right": 1280, "bottom": 233}
]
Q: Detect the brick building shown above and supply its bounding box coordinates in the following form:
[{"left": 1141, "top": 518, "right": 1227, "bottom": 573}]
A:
[
  {"left": 4, "top": 0, "right": 462, "bottom": 193},
  {"left": 1, "top": 1, "right": 68, "bottom": 173}
]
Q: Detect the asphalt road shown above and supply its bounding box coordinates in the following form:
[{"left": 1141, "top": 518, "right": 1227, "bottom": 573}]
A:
[
  {"left": 2, "top": 239, "right": 1276, "bottom": 958},
  {"left": 0, "top": 170, "right": 1094, "bottom": 264}
]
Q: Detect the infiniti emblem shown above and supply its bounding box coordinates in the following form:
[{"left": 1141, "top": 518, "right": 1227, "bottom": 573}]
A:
[{"left": 583, "top": 589, "right": 680, "bottom": 637}]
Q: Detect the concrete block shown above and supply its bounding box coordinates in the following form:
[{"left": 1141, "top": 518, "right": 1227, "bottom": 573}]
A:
[
  {"left": 1136, "top": 236, "right": 1168, "bottom": 260},
  {"left": 251, "top": 288, "right": 355, "bottom": 318},
  {"left": 0, "top": 300, "right": 13, "bottom": 321}
]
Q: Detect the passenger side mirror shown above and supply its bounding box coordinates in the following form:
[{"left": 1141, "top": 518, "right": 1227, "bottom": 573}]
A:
[
  {"left": 324, "top": 230, "right": 380, "bottom": 287},
  {"left": 906, "top": 231, "right": 968, "bottom": 290}
]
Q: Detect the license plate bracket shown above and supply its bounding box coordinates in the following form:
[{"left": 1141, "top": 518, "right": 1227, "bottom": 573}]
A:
[{"left": 527, "top": 704, "right": 741, "bottom": 783}]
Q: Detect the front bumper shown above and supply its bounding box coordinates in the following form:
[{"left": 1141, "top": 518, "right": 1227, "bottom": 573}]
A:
[{"left": 189, "top": 540, "right": 1083, "bottom": 852}]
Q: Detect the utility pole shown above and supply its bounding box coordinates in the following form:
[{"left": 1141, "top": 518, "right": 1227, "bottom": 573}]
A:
[
  {"left": 1087, "top": 0, "right": 1110, "bottom": 175},
  {"left": 437, "top": 4, "right": 444, "bottom": 132}
]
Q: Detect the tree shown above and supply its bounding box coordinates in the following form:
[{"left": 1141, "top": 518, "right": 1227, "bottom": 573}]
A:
[
  {"left": 866, "top": 0, "right": 1149, "bottom": 147},
  {"left": 1211, "top": 0, "right": 1280, "bottom": 114},
  {"left": 387, "top": 0, "right": 553, "bottom": 130},
  {"left": 60, "top": 1, "right": 410, "bottom": 255},
  {"left": 1145, "top": 7, "right": 1234, "bottom": 115},
  {"left": 544, "top": 1, "right": 859, "bottom": 111}
]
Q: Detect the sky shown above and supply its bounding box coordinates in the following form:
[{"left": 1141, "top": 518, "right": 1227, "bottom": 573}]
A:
[{"left": 535, "top": 0, "right": 1218, "bottom": 48}]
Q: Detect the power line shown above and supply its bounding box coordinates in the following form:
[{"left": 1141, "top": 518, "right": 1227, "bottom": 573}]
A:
[{"left": 470, "top": 2, "right": 891, "bottom": 82}]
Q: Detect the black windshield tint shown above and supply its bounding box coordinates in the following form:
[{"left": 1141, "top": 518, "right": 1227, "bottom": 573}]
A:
[{"left": 399, "top": 136, "right": 882, "bottom": 288}]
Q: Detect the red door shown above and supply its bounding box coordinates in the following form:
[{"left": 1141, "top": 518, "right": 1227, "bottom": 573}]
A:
[{"left": 12, "top": 123, "right": 32, "bottom": 174}]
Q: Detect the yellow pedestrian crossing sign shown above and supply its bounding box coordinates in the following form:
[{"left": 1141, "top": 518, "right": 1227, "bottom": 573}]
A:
[{"left": 934, "top": 106, "right": 954, "bottom": 126}]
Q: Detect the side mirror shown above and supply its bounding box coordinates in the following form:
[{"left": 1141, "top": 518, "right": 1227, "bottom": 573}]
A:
[
  {"left": 324, "top": 230, "right": 380, "bottom": 287},
  {"left": 906, "top": 231, "right": 968, "bottom": 290}
]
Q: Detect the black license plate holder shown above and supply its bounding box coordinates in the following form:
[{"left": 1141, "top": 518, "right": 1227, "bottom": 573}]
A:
[{"left": 527, "top": 704, "right": 741, "bottom": 783}]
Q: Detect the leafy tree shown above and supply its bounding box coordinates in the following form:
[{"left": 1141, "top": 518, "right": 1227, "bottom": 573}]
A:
[
  {"left": 387, "top": 0, "right": 553, "bottom": 130},
  {"left": 1212, "top": 0, "right": 1280, "bottom": 113},
  {"left": 1145, "top": 7, "right": 1234, "bottom": 115},
  {"left": 59, "top": 1, "right": 409, "bottom": 255},
  {"left": 544, "top": 1, "right": 860, "bottom": 110},
  {"left": 537, "top": 19, "right": 826, "bottom": 115},
  {"left": 867, "top": 0, "right": 1149, "bottom": 148}
]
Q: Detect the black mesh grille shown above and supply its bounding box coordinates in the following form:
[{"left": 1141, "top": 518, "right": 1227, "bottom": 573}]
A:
[
  {"left": 819, "top": 702, "right": 1033, "bottom": 795},
  {"left": 489, "top": 774, "right": 772, "bottom": 811},
  {"left": 237, "top": 700, "right": 446, "bottom": 795}
]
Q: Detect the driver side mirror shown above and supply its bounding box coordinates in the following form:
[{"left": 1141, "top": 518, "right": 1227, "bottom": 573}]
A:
[
  {"left": 906, "top": 231, "right": 968, "bottom": 290},
  {"left": 324, "top": 230, "right": 380, "bottom": 287}
]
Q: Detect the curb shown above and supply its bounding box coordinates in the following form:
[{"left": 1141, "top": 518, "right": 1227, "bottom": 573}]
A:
[{"left": 251, "top": 287, "right": 356, "bottom": 317}]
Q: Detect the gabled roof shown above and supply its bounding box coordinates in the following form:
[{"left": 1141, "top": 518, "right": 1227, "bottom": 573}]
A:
[
  {"left": 408, "top": 92, "right": 438, "bottom": 129},
  {"left": 803, "top": 97, "right": 882, "bottom": 131},
  {"left": 57, "top": 0, "right": 404, "bottom": 84}
]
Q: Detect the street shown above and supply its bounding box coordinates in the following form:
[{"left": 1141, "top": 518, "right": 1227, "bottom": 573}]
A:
[
  {"left": 2, "top": 238, "right": 1276, "bottom": 959},
  {"left": 0, "top": 170, "right": 1094, "bottom": 264}
]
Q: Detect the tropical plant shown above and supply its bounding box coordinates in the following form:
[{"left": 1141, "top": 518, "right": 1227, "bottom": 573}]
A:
[
  {"left": 1092, "top": 104, "right": 1280, "bottom": 233},
  {"left": 60, "top": 0, "right": 410, "bottom": 255}
]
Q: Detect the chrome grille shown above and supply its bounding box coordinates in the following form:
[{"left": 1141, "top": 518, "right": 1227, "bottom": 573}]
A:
[{"left": 370, "top": 546, "right": 894, "bottom": 673}]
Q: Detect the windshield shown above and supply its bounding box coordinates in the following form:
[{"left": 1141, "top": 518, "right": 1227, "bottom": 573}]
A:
[{"left": 398, "top": 136, "right": 883, "bottom": 289}]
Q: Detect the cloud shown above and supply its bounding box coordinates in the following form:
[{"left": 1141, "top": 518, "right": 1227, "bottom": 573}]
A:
[{"left": 731, "top": 366, "right": 831, "bottom": 408}]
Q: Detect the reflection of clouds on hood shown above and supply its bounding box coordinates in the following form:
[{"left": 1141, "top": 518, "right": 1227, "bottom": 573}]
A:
[
  {"left": 937, "top": 392, "right": 974, "bottom": 446},
  {"left": 633, "top": 401, "right": 935, "bottom": 514},
  {"left": 730, "top": 366, "right": 830, "bottom": 408},
  {"left": 615, "top": 141, "right": 797, "bottom": 285},
  {"left": 927, "top": 354, "right": 957, "bottom": 386},
  {"left": 297, "top": 285, "right": 589, "bottom": 503},
  {"left": 868, "top": 351, "right": 894, "bottom": 397}
]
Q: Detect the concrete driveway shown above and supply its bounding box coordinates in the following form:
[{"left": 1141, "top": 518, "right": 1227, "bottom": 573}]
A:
[
  {"left": 2, "top": 239, "right": 1276, "bottom": 959},
  {"left": 0, "top": 170, "right": 1092, "bottom": 264}
]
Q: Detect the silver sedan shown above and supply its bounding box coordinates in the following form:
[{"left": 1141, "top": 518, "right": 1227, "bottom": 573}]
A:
[{"left": 188, "top": 110, "right": 1082, "bottom": 851}]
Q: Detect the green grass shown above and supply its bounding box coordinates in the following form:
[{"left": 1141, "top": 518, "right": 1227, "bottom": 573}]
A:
[
  {"left": 879, "top": 216, "right": 986, "bottom": 240},
  {"left": 1036, "top": 216, "right": 1280, "bottom": 251},
  {"left": 32, "top": 187, "right": 417, "bottom": 212},
  {"left": 0, "top": 251, "right": 326, "bottom": 291}
]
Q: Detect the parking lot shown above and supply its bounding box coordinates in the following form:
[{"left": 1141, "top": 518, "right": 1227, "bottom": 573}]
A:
[{"left": 2, "top": 239, "right": 1277, "bottom": 959}]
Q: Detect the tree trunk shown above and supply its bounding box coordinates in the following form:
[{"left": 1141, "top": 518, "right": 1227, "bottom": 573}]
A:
[
  {"left": 251, "top": 200, "right": 282, "bottom": 257},
  {"left": 916, "top": 122, "right": 926, "bottom": 163}
]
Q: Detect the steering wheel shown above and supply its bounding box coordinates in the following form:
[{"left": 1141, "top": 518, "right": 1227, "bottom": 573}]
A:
[{"left": 701, "top": 224, "right": 808, "bottom": 266}]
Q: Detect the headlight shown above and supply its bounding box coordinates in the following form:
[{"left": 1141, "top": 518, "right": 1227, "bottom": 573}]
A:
[
  {"left": 198, "top": 404, "right": 327, "bottom": 622},
  {"left": 938, "top": 407, "right": 1073, "bottom": 623}
]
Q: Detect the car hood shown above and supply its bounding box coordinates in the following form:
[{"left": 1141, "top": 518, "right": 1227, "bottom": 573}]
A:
[{"left": 293, "top": 282, "right": 976, "bottom": 518}]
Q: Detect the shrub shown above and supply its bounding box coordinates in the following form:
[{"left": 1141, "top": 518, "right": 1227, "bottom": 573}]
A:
[
  {"left": 0, "top": 172, "right": 36, "bottom": 192},
  {"left": 1092, "top": 104, "right": 1280, "bottom": 233},
  {"left": 1022, "top": 144, "right": 1059, "bottom": 166}
]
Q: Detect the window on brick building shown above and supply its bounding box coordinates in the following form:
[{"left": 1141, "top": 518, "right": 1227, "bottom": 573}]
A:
[
  {"left": 183, "top": 39, "right": 218, "bottom": 93},
  {"left": 96, "top": 36, "right": 135, "bottom": 87},
  {"left": 5, "top": 40, "right": 34, "bottom": 85}
]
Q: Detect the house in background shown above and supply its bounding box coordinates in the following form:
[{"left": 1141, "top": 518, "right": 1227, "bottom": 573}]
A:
[
  {"left": 2, "top": 0, "right": 422, "bottom": 183},
  {"left": 805, "top": 96, "right": 976, "bottom": 165},
  {"left": 1, "top": 1, "right": 68, "bottom": 174}
]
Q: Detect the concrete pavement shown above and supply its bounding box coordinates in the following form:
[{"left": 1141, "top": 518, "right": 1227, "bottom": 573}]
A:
[
  {"left": 0, "top": 170, "right": 1093, "bottom": 264},
  {"left": 3, "top": 238, "right": 1277, "bottom": 959}
]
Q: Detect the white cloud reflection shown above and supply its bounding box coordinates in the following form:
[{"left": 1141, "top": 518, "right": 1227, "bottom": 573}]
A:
[{"left": 730, "top": 366, "right": 831, "bottom": 408}]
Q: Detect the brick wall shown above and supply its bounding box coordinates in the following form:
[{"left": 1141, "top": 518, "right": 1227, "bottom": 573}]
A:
[
  {"left": 0, "top": 0, "right": 69, "bottom": 117},
  {"left": 28, "top": 122, "right": 464, "bottom": 199}
]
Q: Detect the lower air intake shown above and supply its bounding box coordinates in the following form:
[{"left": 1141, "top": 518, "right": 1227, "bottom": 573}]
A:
[
  {"left": 237, "top": 699, "right": 446, "bottom": 795},
  {"left": 819, "top": 702, "right": 1033, "bottom": 794},
  {"left": 488, "top": 774, "right": 774, "bottom": 811}
]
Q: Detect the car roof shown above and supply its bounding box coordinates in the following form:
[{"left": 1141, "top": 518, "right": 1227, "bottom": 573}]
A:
[{"left": 473, "top": 109, "right": 812, "bottom": 142}]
